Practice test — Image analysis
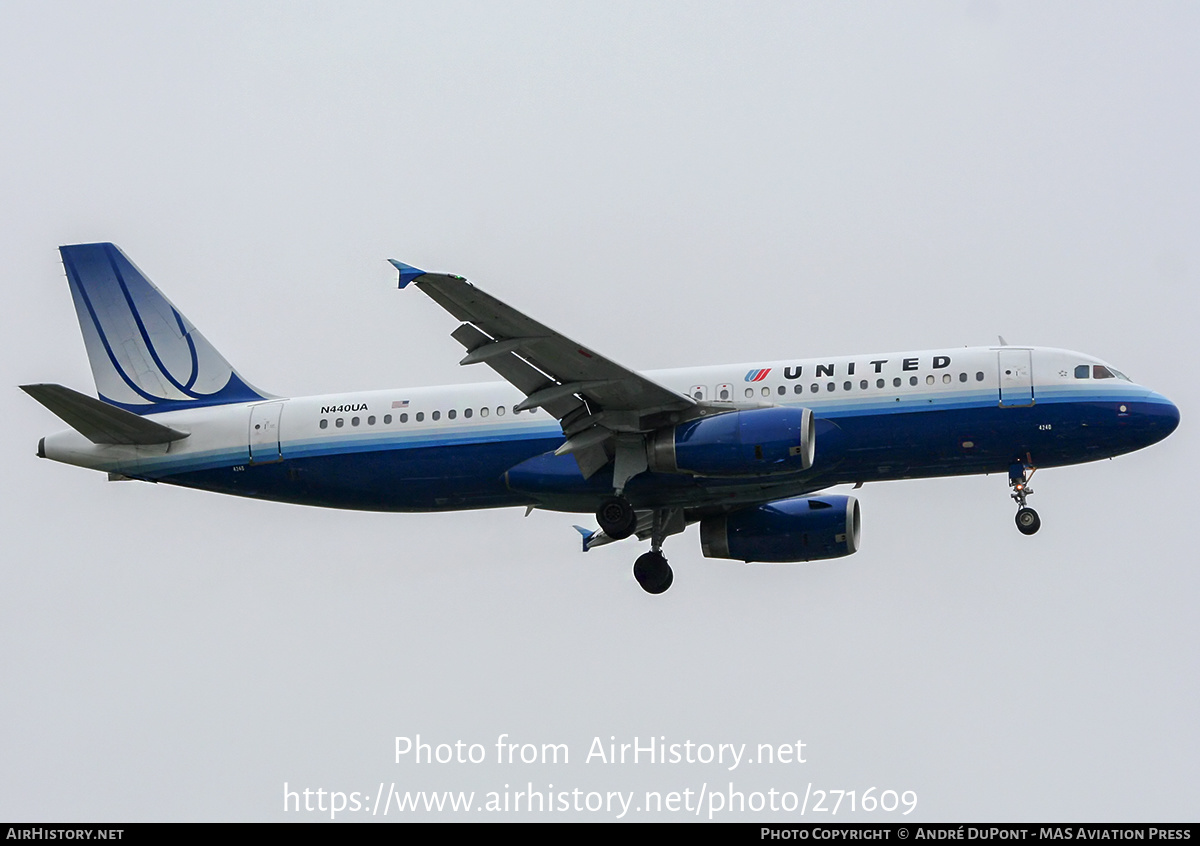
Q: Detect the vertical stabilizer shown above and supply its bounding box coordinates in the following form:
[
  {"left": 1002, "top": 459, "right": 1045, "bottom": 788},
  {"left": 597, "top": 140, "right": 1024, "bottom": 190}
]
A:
[{"left": 59, "top": 243, "right": 268, "bottom": 414}]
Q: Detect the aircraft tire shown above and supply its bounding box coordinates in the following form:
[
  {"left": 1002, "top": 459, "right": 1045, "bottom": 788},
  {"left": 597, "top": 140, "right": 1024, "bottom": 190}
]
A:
[
  {"left": 597, "top": 496, "right": 637, "bottom": 540},
  {"left": 1015, "top": 507, "right": 1041, "bottom": 535},
  {"left": 634, "top": 551, "right": 673, "bottom": 594}
]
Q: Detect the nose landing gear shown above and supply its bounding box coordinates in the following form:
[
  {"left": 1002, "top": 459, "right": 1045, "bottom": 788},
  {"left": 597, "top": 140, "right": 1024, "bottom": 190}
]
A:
[
  {"left": 1009, "top": 461, "right": 1040, "bottom": 535},
  {"left": 1015, "top": 506, "right": 1041, "bottom": 535}
]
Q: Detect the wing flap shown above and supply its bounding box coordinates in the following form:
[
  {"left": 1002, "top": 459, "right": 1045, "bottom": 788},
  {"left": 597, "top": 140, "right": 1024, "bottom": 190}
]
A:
[{"left": 449, "top": 322, "right": 581, "bottom": 418}]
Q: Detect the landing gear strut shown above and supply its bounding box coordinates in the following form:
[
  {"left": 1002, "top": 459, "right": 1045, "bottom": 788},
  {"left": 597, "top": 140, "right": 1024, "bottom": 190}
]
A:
[{"left": 1009, "top": 461, "right": 1040, "bottom": 535}]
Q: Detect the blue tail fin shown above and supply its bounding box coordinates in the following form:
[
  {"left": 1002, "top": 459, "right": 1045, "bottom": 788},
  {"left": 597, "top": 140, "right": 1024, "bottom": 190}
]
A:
[{"left": 59, "top": 243, "right": 268, "bottom": 414}]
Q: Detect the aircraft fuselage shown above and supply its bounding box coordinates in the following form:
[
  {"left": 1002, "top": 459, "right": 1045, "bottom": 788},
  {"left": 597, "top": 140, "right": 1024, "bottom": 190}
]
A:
[{"left": 39, "top": 345, "right": 1179, "bottom": 514}]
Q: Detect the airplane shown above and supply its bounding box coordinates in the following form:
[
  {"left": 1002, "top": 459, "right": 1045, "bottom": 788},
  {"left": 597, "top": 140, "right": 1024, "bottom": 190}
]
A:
[{"left": 23, "top": 243, "right": 1180, "bottom": 593}]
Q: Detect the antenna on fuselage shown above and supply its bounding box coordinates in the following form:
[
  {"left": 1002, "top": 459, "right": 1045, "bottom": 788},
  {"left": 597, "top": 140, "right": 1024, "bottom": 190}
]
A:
[{"left": 998, "top": 335, "right": 1009, "bottom": 346}]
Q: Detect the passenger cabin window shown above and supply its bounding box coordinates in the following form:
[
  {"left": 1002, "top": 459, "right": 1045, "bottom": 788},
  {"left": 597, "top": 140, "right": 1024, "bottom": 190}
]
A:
[
  {"left": 319, "top": 419, "right": 328, "bottom": 429},
  {"left": 416, "top": 412, "right": 424, "bottom": 422},
  {"left": 716, "top": 383, "right": 732, "bottom": 401},
  {"left": 448, "top": 410, "right": 457, "bottom": 419},
  {"left": 464, "top": 408, "right": 472, "bottom": 418},
  {"left": 432, "top": 411, "right": 441, "bottom": 421},
  {"left": 690, "top": 385, "right": 708, "bottom": 401}
]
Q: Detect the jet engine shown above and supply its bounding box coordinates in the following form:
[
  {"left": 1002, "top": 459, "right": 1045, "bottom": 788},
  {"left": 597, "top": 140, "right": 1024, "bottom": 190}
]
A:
[
  {"left": 646, "top": 407, "right": 814, "bottom": 477},
  {"left": 699, "top": 494, "right": 860, "bottom": 563}
]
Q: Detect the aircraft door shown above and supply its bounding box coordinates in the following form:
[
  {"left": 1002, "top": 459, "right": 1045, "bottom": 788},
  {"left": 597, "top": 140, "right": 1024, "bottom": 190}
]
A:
[
  {"left": 249, "top": 401, "right": 285, "bottom": 464},
  {"left": 715, "top": 383, "right": 733, "bottom": 402},
  {"left": 689, "top": 384, "right": 708, "bottom": 401},
  {"left": 997, "top": 349, "right": 1034, "bottom": 407}
]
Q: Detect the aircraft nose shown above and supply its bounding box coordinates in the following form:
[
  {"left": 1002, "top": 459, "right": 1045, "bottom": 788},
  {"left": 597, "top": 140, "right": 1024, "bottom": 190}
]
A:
[{"left": 1139, "top": 391, "right": 1180, "bottom": 442}]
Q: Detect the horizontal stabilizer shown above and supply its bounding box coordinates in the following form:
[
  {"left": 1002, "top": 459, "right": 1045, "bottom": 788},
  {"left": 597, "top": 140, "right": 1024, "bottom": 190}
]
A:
[{"left": 21, "top": 383, "right": 189, "bottom": 445}]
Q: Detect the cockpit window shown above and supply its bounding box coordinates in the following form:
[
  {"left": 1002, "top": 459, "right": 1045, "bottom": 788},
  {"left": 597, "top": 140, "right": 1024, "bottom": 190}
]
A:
[{"left": 1078, "top": 363, "right": 1131, "bottom": 381}]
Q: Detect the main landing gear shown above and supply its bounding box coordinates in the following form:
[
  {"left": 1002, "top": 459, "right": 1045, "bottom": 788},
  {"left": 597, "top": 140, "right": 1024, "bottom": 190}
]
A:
[
  {"left": 634, "top": 550, "right": 673, "bottom": 594},
  {"left": 596, "top": 496, "right": 636, "bottom": 540},
  {"left": 1008, "top": 461, "right": 1041, "bottom": 536},
  {"left": 594, "top": 497, "right": 676, "bottom": 594},
  {"left": 635, "top": 507, "right": 677, "bottom": 594}
]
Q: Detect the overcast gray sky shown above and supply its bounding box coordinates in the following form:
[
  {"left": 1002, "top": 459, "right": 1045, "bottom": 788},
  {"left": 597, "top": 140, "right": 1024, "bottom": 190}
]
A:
[{"left": 2, "top": 1, "right": 1196, "bottom": 822}]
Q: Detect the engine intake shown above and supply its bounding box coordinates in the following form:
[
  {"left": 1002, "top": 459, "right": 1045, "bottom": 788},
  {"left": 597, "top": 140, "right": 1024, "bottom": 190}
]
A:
[
  {"left": 700, "top": 494, "right": 860, "bottom": 563},
  {"left": 647, "top": 407, "right": 814, "bottom": 477}
]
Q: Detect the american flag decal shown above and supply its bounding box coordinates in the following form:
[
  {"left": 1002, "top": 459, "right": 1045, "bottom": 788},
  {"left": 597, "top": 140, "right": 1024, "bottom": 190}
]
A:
[{"left": 392, "top": 400, "right": 410, "bottom": 408}]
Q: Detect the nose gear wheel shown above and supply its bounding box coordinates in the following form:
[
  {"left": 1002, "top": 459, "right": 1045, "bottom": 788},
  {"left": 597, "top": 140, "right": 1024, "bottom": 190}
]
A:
[
  {"left": 1015, "top": 507, "right": 1041, "bottom": 535},
  {"left": 1008, "top": 460, "right": 1041, "bottom": 535}
]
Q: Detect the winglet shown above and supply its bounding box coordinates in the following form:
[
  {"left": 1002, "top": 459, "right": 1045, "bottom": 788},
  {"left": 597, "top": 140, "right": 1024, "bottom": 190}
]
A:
[
  {"left": 573, "top": 525, "right": 595, "bottom": 553},
  {"left": 388, "top": 259, "right": 426, "bottom": 289}
]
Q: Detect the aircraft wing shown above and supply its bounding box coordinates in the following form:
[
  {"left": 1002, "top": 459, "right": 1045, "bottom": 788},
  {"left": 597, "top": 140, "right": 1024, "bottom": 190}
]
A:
[{"left": 390, "top": 260, "right": 696, "bottom": 478}]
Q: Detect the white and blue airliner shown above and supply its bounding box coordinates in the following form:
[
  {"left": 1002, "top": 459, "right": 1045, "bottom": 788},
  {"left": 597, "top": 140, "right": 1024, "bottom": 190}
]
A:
[{"left": 24, "top": 243, "right": 1180, "bottom": 593}]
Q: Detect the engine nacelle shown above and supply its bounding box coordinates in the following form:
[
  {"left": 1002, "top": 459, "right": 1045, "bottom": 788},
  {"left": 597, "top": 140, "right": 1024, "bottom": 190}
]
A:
[
  {"left": 700, "top": 494, "right": 861, "bottom": 563},
  {"left": 647, "top": 407, "right": 815, "bottom": 477}
]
